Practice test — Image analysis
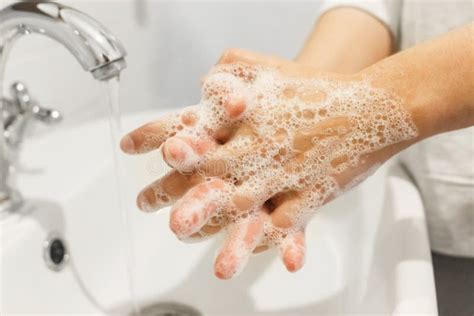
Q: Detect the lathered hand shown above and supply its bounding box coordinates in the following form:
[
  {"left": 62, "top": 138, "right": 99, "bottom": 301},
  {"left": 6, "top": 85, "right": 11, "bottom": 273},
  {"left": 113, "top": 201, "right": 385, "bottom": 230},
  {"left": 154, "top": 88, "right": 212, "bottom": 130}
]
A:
[{"left": 121, "top": 49, "right": 417, "bottom": 279}]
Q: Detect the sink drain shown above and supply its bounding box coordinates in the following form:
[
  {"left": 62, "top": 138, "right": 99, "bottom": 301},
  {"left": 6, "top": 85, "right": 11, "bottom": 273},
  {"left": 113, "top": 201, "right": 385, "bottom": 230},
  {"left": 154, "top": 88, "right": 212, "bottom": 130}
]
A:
[
  {"left": 139, "top": 302, "right": 202, "bottom": 316},
  {"left": 43, "top": 232, "right": 69, "bottom": 271}
]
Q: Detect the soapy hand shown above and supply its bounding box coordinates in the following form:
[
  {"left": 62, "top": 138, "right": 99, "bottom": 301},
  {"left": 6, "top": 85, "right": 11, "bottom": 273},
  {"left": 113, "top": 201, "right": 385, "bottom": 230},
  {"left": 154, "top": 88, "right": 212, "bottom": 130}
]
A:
[{"left": 121, "top": 49, "right": 417, "bottom": 279}]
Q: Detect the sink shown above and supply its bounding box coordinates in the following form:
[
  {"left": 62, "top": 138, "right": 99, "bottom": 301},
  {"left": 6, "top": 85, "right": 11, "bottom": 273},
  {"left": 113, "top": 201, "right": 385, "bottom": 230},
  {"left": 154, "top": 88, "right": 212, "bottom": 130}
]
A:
[{"left": 1, "top": 110, "right": 438, "bottom": 315}]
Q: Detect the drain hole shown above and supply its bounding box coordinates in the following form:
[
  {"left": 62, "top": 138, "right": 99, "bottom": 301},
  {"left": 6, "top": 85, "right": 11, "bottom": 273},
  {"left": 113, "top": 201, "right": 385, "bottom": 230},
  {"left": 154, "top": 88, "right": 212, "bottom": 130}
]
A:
[
  {"left": 50, "top": 239, "right": 66, "bottom": 264},
  {"left": 44, "top": 232, "right": 69, "bottom": 271},
  {"left": 138, "top": 302, "right": 201, "bottom": 316}
]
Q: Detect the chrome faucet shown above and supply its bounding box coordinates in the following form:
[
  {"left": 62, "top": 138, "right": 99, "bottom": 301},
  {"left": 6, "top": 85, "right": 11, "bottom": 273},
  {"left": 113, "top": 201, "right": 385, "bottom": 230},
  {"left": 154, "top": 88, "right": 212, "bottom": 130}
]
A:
[{"left": 0, "top": 1, "right": 127, "bottom": 214}]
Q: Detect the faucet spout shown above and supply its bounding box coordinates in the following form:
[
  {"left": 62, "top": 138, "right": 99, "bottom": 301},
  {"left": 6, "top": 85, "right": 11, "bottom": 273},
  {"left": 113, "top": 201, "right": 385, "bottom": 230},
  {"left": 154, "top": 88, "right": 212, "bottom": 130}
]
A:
[
  {"left": 0, "top": 1, "right": 127, "bottom": 80},
  {"left": 0, "top": 1, "right": 127, "bottom": 214}
]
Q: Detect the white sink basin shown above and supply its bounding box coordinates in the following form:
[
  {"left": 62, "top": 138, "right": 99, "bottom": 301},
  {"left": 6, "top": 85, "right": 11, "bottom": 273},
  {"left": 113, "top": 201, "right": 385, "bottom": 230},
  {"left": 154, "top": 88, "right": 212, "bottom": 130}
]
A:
[{"left": 1, "top": 110, "right": 437, "bottom": 315}]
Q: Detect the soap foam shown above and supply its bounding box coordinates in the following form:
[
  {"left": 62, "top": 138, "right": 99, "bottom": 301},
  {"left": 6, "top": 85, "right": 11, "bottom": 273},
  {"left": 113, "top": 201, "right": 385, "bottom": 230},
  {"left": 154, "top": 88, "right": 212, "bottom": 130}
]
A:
[{"left": 154, "top": 63, "right": 418, "bottom": 248}]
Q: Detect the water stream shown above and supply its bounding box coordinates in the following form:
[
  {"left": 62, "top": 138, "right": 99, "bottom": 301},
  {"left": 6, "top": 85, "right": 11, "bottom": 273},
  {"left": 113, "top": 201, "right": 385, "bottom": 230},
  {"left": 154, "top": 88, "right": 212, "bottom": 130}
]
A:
[
  {"left": 105, "top": 78, "right": 140, "bottom": 315},
  {"left": 0, "top": 42, "right": 10, "bottom": 202}
]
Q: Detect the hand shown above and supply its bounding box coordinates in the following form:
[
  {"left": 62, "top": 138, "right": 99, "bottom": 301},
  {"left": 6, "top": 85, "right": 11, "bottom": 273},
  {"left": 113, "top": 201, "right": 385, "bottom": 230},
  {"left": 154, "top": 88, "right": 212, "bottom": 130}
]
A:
[{"left": 121, "top": 49, "right": 417, "bottom": 279}]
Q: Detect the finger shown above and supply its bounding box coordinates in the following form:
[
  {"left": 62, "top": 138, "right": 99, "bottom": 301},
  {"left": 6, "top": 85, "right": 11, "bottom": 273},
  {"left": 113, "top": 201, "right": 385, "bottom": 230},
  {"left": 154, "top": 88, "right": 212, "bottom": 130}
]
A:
[
  {"left": 136, "top": 170, "right": 203, "bottom": 212},
  {"left": 184, "top": 140, "right": 268, "bottom": 240},
  {"left": 270, "top": 191, "right": 303, "bottom": 228},
  {"left": 231, "top": 178, "right": 275, "bottom": 215},
  {"left": 160, "top": 94, "right": 248, "bottom": 173},
  {"left": 162, "top": 134, "right": 218, "bottom": 172},
  {"left": 224, "top": 93, "right": 247, "bottom": 119},
  {"left": 227, "top": 132, "right": 289, "bottom": 205},
  {"left": 201, "top": 70, "right": 250, "bottom": 121},
  {"left": 216, "top": 48, "right": 318, "bottom": 79},
  {"left": 169, "top": 178, "right": 228, "bottom": 239},
  {"left": 252, "top": 245, "right": 269, "bottom": 254},
  {"left": 214, "top": 210, "right": 267, "bottom": 280},
  {"left": 198, "top": 123, "right": 258, "bottom": 178},
  {"left": 182, "top": 133, "right": 267, "bottom": 239},
  {"left": 159, "top": 74, "right": 251, "bottom": 173},
  {"left": 183, "top": 224, "right": 223, "bottom": 243},
  {"left": 270, "top": 191, "right": 311, "bottom": 272},
  {"left": 200, "top": 71, "right": 249, "bottom": 118},
  {"left": 120, "top": 106, "right": 199, "bottom": 154},
  {"left": 218, "top": 48, "right": 288, "bottom": 68},
  {"left": 178, "top": 128, "right": 265, "bottom": 239},
  {"left": 279, "top": 230, "right": 306, "bottom": 272}
]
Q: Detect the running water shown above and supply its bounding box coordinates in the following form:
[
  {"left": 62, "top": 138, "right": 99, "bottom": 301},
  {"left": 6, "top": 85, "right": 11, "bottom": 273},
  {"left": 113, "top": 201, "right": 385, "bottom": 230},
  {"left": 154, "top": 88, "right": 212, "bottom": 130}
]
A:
[
  {"left": 105, "top": 77, "right": 140, "bottom": 315},
  {"left": 0, "top": 47, "right": 10, "bottom": 202}
]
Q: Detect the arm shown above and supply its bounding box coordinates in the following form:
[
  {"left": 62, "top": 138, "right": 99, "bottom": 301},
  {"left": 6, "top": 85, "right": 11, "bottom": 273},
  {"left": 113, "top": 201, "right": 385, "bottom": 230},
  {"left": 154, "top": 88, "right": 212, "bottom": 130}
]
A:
[{"left": 296, "top": 7, "right": 393, "bottom": 73}]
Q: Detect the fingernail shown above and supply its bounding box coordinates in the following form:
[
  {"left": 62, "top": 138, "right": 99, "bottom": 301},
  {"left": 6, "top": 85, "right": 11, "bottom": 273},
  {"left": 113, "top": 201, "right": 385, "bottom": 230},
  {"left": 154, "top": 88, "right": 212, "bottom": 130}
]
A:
[
  {"left": 252, "top": 245, "right": 269, "bottom": 255},
  {"left": 282, "top": 247, "right": 304, "bottom": 272},
  {"left": 280, "top": 233, "right": 306, "bottom": 272},
  {"left": 169, "top": 199, "right": 216, "bottom": 239},
  {"left": 225, "top": 95, "right": 246, "bottom": 118},
  {"left": 163, "top": 138, "right": 187, "bottom": 161},
  {"left": 214, "top": 253, "right": 237, "bottom": 280},
  {"left": 137, "top": 188, "right": 157, "bottom": 212},
  {"left": 120, "top": 135, "right": 135, "bottom": 153},
  {"left": 162, "top": 137, "right": 200, "bottom": 171},
  {"left": 169, "top": 210, "right": 189, "bottom": 238}
]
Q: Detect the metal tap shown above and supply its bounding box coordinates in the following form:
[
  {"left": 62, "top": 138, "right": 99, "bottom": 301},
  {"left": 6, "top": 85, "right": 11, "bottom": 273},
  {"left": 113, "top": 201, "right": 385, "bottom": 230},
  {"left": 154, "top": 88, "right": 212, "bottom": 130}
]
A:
[{"left": 0, "top": 1, "right": 127, "bottom": 214}]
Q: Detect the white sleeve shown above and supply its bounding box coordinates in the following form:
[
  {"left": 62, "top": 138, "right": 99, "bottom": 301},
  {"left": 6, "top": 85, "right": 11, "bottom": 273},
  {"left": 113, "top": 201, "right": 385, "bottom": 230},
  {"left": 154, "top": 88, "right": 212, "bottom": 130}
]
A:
[{"left": 318, "top": 0, "right": 402, "bottom": 39}]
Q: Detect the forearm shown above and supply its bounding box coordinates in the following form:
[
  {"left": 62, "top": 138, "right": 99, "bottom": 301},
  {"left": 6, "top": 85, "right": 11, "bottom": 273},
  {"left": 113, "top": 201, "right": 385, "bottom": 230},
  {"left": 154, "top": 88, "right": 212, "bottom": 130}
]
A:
[
  {"left": 363, "top": 23, "right": 474, "bottom": 140},
  {"left": 296, "top": 7, "right": 393, "bottom": 73}
]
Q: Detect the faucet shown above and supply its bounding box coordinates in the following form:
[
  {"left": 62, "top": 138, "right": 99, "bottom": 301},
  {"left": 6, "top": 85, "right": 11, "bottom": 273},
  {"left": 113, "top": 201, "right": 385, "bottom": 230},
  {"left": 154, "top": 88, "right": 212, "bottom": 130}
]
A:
[{"left": 0, "top": 1, "right": 127, "bottom": 214}]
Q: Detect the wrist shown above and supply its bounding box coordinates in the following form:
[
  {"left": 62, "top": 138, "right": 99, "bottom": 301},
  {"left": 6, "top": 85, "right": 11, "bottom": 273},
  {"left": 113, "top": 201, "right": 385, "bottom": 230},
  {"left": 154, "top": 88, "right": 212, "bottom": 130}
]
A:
[{"left": 335, "top": 71, "right": 421, "bottom": 163}]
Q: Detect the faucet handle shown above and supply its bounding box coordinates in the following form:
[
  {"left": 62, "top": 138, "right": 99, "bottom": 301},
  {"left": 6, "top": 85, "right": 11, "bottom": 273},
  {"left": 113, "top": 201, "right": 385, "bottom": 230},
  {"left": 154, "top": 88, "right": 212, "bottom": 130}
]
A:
[
  {"left": 3, "top": 82, "right": 62, "bottom": 148},
  {"left": 10, "top": 82, "right": 30, "bottom": 112},
  {"left": 10, "top": 82, "right": 62, "bottom": 125},
  {"left": 31, "top": 104, "right": 62, "bottom": 125}
]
